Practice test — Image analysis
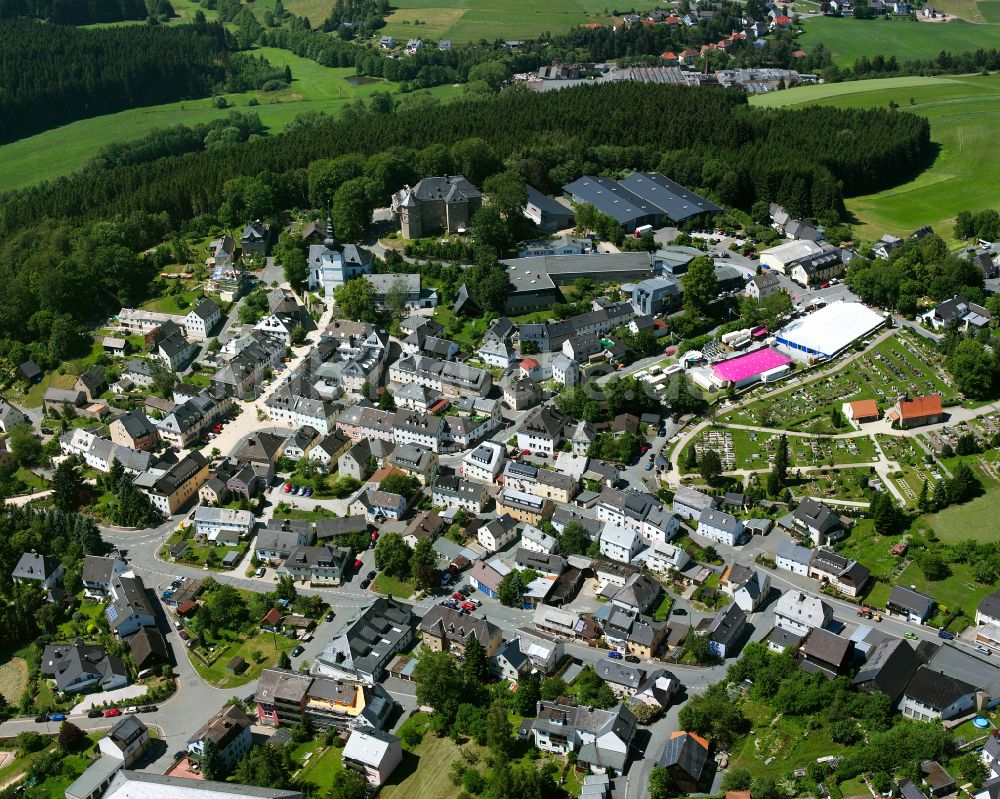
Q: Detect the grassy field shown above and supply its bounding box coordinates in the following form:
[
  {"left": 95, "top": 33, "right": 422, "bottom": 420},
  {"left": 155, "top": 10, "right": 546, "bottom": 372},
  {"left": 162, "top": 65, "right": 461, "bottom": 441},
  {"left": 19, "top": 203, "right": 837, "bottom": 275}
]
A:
[
  {"left": 373, "top": 572, "right": 415, "bottom": 598},
  {"left": 187, "top": 629, "right": 297, "bottom": 687},
  {"left": 0, "top": 658, "right": 27, "bottom": 705},
  {"left": 796, "top": 16, "right": 1000, "bottom": 66},
  {"left": 380, "top": 712, "right": 478, "bottom": 799},
  {"left": 366, "top": 0, "right": 612, "bottom": 43},
  {"left": 0, "top": 47, "right": 461, "bottom": 193},
  {"left": 925, "top": 484, "right": 1000, "bottom": 542},
  {"left": 297, "top": 744, "right": 344, "bottom": 791},
  {"left": 751, "top": 74, "right": 1000, "bottom": 239}
]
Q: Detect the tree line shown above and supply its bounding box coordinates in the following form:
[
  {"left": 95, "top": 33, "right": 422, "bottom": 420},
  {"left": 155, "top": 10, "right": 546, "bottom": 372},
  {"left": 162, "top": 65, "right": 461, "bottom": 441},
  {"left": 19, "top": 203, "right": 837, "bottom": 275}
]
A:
[
  {"left": 0, "top": 80, "right": 931, "bottom": 240},
  {"left": 0, "top": 0, "right": 151, "bottom": 24},
  {"left": 0, "top": 20, "right": 282, "bottom": 142}
]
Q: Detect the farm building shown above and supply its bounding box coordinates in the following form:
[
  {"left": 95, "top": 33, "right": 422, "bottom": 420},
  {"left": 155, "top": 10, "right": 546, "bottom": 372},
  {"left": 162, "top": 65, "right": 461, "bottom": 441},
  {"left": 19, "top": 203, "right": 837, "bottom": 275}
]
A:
[{"left": 775, "top": 302, "right": 886, "bottom": 361}]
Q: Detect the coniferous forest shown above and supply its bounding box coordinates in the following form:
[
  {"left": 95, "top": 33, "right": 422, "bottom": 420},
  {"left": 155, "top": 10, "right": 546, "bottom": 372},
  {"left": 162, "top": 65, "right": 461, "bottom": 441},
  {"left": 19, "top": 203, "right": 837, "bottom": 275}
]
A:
[{"left": 0, "top": 21, "right": 280, "bottom": 142}]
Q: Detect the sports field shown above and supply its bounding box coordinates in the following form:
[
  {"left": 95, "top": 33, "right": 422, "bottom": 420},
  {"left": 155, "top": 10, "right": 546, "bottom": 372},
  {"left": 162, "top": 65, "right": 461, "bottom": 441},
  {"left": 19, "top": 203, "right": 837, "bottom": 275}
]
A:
[
  {"left": 751, "top": 74, "right": 1000, "bottom": 239},
  {"left": 0, "top": 47, "right": 460, "bottom": 192},
  {"left": 796, "top": 16, "right": 1000, "bottom": 66}
]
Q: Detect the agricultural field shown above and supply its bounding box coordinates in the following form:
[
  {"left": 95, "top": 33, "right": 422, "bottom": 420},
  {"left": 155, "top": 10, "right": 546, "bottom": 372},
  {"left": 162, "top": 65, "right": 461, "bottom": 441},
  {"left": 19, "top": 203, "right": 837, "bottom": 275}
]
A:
[
  {"left": 0, "top": 48, "right": 461, "bottom": 192},
  {"left": 751, "top": 74, "right": 1000, "bottom": 239},
  {"left": 721, "top": 332, "right": 955, "bottom": 431},
  {"left": 795, "top": 16, "right": 1000, "bottom": 66},
  {"left": 371, "top": 0, "right": 613, "bottom": 43}
]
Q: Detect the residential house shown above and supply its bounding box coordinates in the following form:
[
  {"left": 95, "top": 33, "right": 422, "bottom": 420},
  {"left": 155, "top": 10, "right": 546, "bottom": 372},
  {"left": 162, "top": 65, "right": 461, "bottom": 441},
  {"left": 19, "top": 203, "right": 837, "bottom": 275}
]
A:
[
  {"left": 128, "top": 626, "right": 168, "bottom": 673},
  {"left": 496, "top": 489, "right": 551, "bottom": 525},
  {"left": 631, "top": 277, "right": 681, "bottom": 316},
  {"left": 142, "top": 450, "right": 208, "bottom": 515},
  {"left": 594, "top": 659, "right": 645, "bottom": 698},
  {"left": 978, "top": 589, "right": 1000, "bottom": 626},
  {"left": 315, "top": 515, "right": 368, "bottom": 544},
  {"left": 255, "top": 523, "right": 312, "bottom": 564},
  {"left": 0, "top": 398, "right": 28, "bottom": 433},
  {"left": 339, "top": 439, "right": 374, "bottom": 482},
  {"left": 254, "top": 668, "right": 395, "bottom": 731},
  {"left": 106, "top": 572, "right": 156, "bottom": 637},
  {"left": 522, "top": 184, "right": 575, "bottom": 231},
  {"left": 657, "top": 732, "right": 711, "bottom": 794},
  {"left": 388, "top": 443, "right": 438, "bottom": 485},
  {"left": 773, "top": 590, "right": 832, "bottom": 635},
  {"left": 775, "top": 539, "right": 813, "bottom": 576},
  {"left": 887, "top": 585, "right": 936, "bottom": 624},
  {"left": 611, "top": 573, "right": 663, "bottom": 616},
  {"left": 696, "top": 508, "right": 745, "bottom": 547},
  {"left": 551, "top": 353, "right": 581, "bottom": 387},
  {"left": 40, "top": 639, "right": 129, "bottom": 694},
  {"left": 477, "top": 514, "right": 519, "bottom": 553},
  {"left": 600, "top": 523, "right": 643, "bottom": 563},
  {"left": 800, "top": 628, "right": 854, "bottom": 680},
  {"left": 572, "top": 421, "right": 597, "bottom": 457},
  {"left": 747, "top": 272, "right": 781, "bottom": 300},
  {"left": 431, "top": 475, "right": 488, "bottom": 514},
  {"left": 922, "top": 296, "right": 992, "bottom": 332},
  {"left": 502, "top": 376, "right": 541, "bottom": 411},
  {"left": 418, "top": 605, "right": 501, "bottom": 657},
  {"left": 284, "top": 426, "right": 322, "bottom": 461},
  {"left": 672, "top": 485, "right": 717, "bottom": 520},
  {"left": 265, "top": 387, "right": 338, "bottom": 435},
  {"left": 644, "top": 541, "right": 691, "bottom": 575},
  {"left": 314, "top": 597, "right": 416, "bottom": 684},
  {"left": 520, "top": 525, "right": 559, "bottom": 555},
  {"left": 352, "top": 489, "right": 407, "bottom": 523},
  {"left": 779, "top": 497, "right": 844, "bottom": 546},
  {"left": 342, "top": 728, "right": 403, "bottom": 786},
  {"left": 279, "top": 546, "right": 351, "bottom": 585},
  {"left": 515, "top": 548, "right": 566, "bottom": 580},
  {"left": 75, "top": 366, "right": 107, "bottom": 401},
  {"left": 193, "top": 506, "right": 254, "bottom": 546},
  {"left": 732, "top": 570, "right": 770, "bottom": 613},
  {"left": 98, "top": 771, "right": 302, "bottom": 799},
  {"left": 477, "top": 318, "right": 517, "bottom": 369},
  {"left": 241, "top": 223, "right": 269, "bottom": 257},
  {"left": 900, "top": 666, "right": 977, "bottom": 722},
  {"left": 82, "top": 555, "right": 128, "bottom": 598},
  {"left": 391, "top": 410, "right": 446, "bottom": 453},
  {"left": 99, "top": 717, "right": 150, "bottom": 766},
  {"left": 184, "top": 299, "right": 221, "bottom": 341},
  {"left": 528, "top": 701, "right": 636, "bottom": 775},
  {"left": 517, "top": 406, "right": 569, "bottom": 456},
  {"left": 490, "top": 637, "right": 532, "bottom": 681},
  {"left": 187, "top": 706, "right": 253, "bottom": 771},
  {"left": 808, "top": 548, "right": 870, "bottom": 597},
  {"left": 11, "top": 551, "right": 64, "bottom": 595},
  {"left": 707, "top": 604, "right": 747, "bottom": 659},
  {"left": 853, "top": 638, "right": 922, "bottom": 704},
  {"left": 401, "top": 512, "right": 444, "bottom": 549},
  {"left": 470, "top": 560, "right": 505, "bottom": 599},
  {"left": 43, "top": 387, "right": 85, "bottom": 414},
  {"left": 109, "top": 410, "right": 158, "bottom": 451},
  {"left": 462, "top": 441, "right": 505, "bottom": 484}
]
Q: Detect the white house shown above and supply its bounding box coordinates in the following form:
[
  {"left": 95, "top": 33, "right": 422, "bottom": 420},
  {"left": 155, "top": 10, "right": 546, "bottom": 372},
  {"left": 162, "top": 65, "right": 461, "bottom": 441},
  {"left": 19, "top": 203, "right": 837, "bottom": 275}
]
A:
[
  {"left": 733, "top": 571, "right": 770, "bottom": 613},
  {"left": 899, "top": 666, "right": 977, "bottom": 722},
  {"left": 775, "top": 539, "right": 813, "bottom": 576},
  {"left": 192, "top": 506, "right": 255, "bottom": 546},
  {"left": 186, "top": 706, "right": 253, "bottom": 772},
  {"left": 462, "top": 441, "right": 505, "bottom": 484},
  {"left": 600, "top": 522, "right": 643, "bottom": 563},
  {"left": 477, "top": 514, "right": 518, "bottom": 553},
  {"left": 551, "top": 353, "right": 581, "bottom": 387},
  {"left": 516, "top": 406, "right": 567, "bottom": 456},
  {"left": 695, "top": 508, "right": 745, "bottom": 547},
  {"left": 644, "top": 541, "right": 690, "bottom": 575},
  {"left": 774, "top": 590, "right": 831, "bottom": 636},
  {"left": 342, "top": 728, "right": 403, "bottom": 786},
  {"left": 520, "top": 524, "right": 559, "bottom": 555},
  {"left": 977, "top": 589, "right": 1000, "bottom": 627},
  {"left": 183, "top": 299, "right": 221, "bottom": 341}
]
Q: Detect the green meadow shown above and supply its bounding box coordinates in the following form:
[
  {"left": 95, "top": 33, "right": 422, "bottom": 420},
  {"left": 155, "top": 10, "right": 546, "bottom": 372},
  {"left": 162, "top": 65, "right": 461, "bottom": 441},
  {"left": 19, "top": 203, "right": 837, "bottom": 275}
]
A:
[
  {"left": 0, "top": 47, "right": 460, "bottom": 192},
  {"left": 751, "top": 74, "right": 1000, "bottom": 239}
]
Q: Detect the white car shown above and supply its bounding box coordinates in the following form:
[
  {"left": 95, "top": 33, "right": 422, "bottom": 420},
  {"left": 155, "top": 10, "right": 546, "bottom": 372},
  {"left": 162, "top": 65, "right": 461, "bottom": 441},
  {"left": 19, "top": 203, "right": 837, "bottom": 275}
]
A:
[
  {"left": 125, "top": 706, "right": 138, "bottom": 714},
  {"left": 255, "top": 567, "right": 266, "bottom": 578}
]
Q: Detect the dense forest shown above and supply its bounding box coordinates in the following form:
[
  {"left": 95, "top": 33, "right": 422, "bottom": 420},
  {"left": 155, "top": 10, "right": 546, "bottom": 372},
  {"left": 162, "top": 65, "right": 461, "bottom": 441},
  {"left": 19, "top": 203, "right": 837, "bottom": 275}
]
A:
[
  {"left": 0, "top": 20, "right": 282, "bottom": 142},
  {"left": 0, "top": 0, "right": 154, "bottom": 24},
  {"left": 0, "top": 81, "right": 930, "bottom": 238}
]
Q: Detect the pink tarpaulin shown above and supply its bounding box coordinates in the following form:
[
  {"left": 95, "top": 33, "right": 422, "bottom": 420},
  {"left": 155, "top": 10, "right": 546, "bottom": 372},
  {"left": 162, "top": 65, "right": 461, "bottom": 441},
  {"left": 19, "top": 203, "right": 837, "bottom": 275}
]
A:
[{"left": 712, "top": 348, "right": 791, "bottom": 383}]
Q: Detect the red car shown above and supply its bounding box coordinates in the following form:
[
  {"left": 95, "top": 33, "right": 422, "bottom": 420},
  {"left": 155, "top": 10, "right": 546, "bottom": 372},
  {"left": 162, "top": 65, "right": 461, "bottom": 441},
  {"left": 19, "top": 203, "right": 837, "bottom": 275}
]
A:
[
  {"left": 820, "top": 282, "right": 830, "bottom": 289},
  {"left": 451, "top": 592, "right": 464, "bottom": 601},
  {"left": 354, "top": 559, "right": 363, "bottom": 571},
  {"left": 103, "top": 708, "right": 121, "bottom": 718},
  {"left": 282, "top": 483, "right": 292, "bottom": 493},
  {"left": 460, "top": 601, "right": 476, "bottom": 612}
]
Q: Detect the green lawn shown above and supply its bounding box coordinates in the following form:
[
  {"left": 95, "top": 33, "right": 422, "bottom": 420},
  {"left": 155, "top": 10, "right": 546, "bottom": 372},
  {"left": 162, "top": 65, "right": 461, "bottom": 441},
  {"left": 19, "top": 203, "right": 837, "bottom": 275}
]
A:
[
  {"left": 796, "top": 16, "right": 1000, "bottom": 66},
  {"left": 833, "top": 520, "right": 903, "bottom": 582},
  {"left": 18, "top": 338, "right": 105, "bottom": 408},
  {"left": 894, "top": 560, "right": 990, "bottom": 618},
  {"left": 730, "top": 699, "right": 850, "bottom": 778},
  {"left": 0, "top": 48, "right": 461, "bottom": 193},
  {"left": 141, "top": 289, "right": 203, "bottom": 314},
  {"left": 926, "top": 484, "right": 1000, "bottom": 542},
  {"left": 187, "top": 629, "right": 297, "bottom": 688},
  {"left": 297, "top": 744, "right": 344, "bottom": 791},
  {"left": 373, "top": 572, "right": 415, "bottom": 598},
  {"left": 751, "top": 74, "right": 1000, "bottom": 239}
]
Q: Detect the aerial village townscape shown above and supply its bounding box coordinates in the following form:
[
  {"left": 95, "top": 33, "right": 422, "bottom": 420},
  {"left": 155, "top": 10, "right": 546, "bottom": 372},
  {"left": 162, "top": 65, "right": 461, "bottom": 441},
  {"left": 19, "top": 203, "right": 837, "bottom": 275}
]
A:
[{"left": 1, "top": 1, "right": 1000, "bottom": 799}]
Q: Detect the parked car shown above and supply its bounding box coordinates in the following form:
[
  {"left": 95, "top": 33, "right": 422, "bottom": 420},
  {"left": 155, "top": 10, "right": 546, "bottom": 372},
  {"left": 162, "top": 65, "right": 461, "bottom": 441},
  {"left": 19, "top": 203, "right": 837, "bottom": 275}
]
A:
[
  {"left": 461, "top": 602, "right": 476, "bottom": 612},
  {"left": 170, "top": 580, "right": 182, "bottom": 589},
  {"left": 367, "top": 570, "right": 376, "bottom": 580},
  {"left": 179, "top": 630, "right": 189, "bottom": 641},
  {"left": 607, "top": 651, "right": 623, "bottom": 660},
  {"left": 303, "top": 487, "right": 313, "bottom": 497},
  {"left": 938, "top": 629, "right": 955, "bottom": 640},
  {"left": 354, "top": 559, "right": 363, "bottom": 571},
  {"left": 103, "top": 708, "right": 121, "bottom": 718},
  {"left": 904, "top": 631, "right": 918, "bottom": 640},
  {"left": 125, "top": 706, "right": 138, "bottom": 714},
  {"left": 255, "top": 567, "right": 266, "bottom": 578},
  {"left": 624, "top": 655, "right": 640, "bottom": 664},
  {"left": 88, "top": 709, "right": 103, "bottom": 718},
  {"left": 443, "top": 601, "right": 459, "bottom": 610},
  {"left": 34, "top": 715, "right": 48, "bottom": 723},
  {"left": 461, "top": 586, "right": 474, "bottom": 596},
  {"left": 49, "top": 713, "right": 65, "bottom": 721},
  {"left": 978, "top": 645, "right": 992, "bottom": 655},
  {"left": 360, "top": 579, "right": 371, "bottom": 589},
  {"left": 672, "top": 608, "right": 687, "bottom": 616},
  {"left": 325, "top": 610, "right": 335, "bottom": 622},
  {"left": 451, "top": 592, "right": 464, "bottom": 601},
  {"left": 282, "top": 483, "right": 292, "bottom": 493},
  {"left": 290, "top": 645, "right": 305, "bottom": 657},
  {"left": 644, "top": 461, "right": 654, "bottom": 471}
]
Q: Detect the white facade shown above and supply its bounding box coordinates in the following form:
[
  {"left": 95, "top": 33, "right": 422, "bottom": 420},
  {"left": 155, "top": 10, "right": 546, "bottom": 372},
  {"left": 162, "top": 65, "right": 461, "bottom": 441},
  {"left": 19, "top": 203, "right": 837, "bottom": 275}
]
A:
[
  {"left": 695, "top": 508, "right": 745, "bottom": 547},
  {"left": 462, "top": 441, "right": 505, "bottom": 484},
  {"left": 551, "top": 353, "right": 581, "bottom": 387},
  {"left": 520, "top": 525, "right": 559, "bottom": 555},
  {"left": 773, "top": 590, "right": 831, "bottom": 635},
  {"left": 477, "top": 518, "right": 518, "bottom": 553},
  {"left": 644, "top": 541, "right": 690, "bottom": 575},
  {"left": 599, "top": 522, "right": 643, "bottom": 563}
]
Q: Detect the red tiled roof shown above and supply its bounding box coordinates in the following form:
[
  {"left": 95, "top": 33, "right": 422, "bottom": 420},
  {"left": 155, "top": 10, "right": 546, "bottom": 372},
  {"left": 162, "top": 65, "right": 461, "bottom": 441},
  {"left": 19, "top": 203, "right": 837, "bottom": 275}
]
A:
[
  {"left": 660, "top": 51, "right": 677, "bottom": 60},
  {"left": 899, "top": 395, "right": 942, "bottom": 420},
  {"left": 849, "top": 399, "right": 879, "bottom": 419}
]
